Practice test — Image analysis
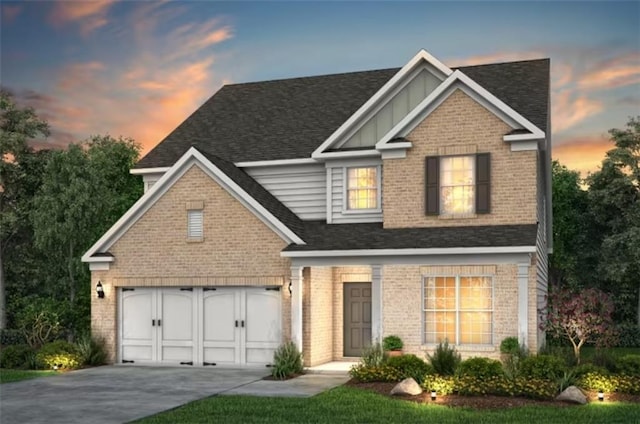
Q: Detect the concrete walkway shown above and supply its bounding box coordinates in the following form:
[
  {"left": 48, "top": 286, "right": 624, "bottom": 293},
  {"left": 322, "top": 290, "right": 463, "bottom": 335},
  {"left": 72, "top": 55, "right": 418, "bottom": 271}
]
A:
[{"left": 0, "top": 366, "right": 349, "bottom": 424}]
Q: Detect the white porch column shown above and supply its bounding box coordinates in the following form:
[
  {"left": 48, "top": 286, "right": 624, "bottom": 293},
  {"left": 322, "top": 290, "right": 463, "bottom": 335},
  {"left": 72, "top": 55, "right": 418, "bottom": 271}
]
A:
[
  {"left": 371, "top": 265, "right": 383, "bottom": 343},
  {"left": 290, "top": 266, "right": 304, "bottom": 350},
  {"left": 517, "top": 262, "right": 529, "bottom": 349}
]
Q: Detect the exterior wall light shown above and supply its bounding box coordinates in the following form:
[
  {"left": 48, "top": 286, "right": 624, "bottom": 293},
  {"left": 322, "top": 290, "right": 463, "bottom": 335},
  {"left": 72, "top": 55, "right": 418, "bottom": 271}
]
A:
[
  {"left": 96, "top": 281, "right": 105, "bottom": 299},
  {"left": 598, "top": 390, "right": 604, "bottom": 402},
  {"left": 430, "top": 390, "right": 437, "bottom": 401},
  {"left": 288, "top": 280, "right": 292, "bottom": 295}
]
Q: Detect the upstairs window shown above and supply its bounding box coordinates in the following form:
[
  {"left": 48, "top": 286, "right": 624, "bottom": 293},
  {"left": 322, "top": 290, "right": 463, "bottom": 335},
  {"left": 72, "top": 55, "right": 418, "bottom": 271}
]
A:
[
  {"left": 425, "top": 153, "right": 490, "bottom": 216},
  {"left": 346, "top": 167, "right": 379, "bottom": 210}
]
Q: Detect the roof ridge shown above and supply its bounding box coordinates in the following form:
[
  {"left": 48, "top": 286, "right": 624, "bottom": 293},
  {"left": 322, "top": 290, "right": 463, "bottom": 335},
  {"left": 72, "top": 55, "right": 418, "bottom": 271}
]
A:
[
  {"left": 456, "top": 57, "right": 550, "bottom": 69},
  {"left": 223, "top": 67, "right": 400, "bottom": 87}
]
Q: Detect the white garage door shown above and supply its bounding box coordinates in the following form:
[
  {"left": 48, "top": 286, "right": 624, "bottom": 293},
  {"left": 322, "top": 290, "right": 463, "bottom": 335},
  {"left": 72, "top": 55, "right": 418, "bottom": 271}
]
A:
[{"left": 119, "top": 287, "right": 282, "bottom": 367}]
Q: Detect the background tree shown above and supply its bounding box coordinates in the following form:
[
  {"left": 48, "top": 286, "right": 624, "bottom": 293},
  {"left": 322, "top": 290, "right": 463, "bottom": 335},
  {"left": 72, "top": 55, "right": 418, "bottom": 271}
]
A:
[{"left": 0, "top": 91, "right": 49, "bottom": 329}]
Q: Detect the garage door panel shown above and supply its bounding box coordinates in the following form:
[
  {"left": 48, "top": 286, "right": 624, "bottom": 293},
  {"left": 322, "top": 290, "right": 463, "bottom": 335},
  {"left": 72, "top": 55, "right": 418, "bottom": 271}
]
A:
[
  {"left": 122, "top": 345, "right": 153, "bottom": 362},
  {"left": 161, "top": 346, "right": 193, "bottom": 361},
  {"left": 122, "top": 291, "right": 153, "bottom": 340},
  {"left": 161, "top": 292, "right": 194, "bottom": 341},
  {"left": 246, "top": 348, "right": 275, "bottom": 365},
  {"left": 203, "top": 347, "right": 235, "bottom": 364},
  {"left": 204, "top": 292, "right": 237, "bottom": 342},
  {"left": 245, "top": 291, "right": 281, "bottom": 345}
]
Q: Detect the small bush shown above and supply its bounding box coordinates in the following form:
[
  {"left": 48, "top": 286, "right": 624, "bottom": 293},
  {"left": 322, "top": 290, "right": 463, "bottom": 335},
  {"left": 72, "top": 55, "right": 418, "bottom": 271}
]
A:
[
  {"left": 271, "top": 341, "right": 303, "bottom": 380},
  {"left": 382, "top": 335, "right": 403, "bottom": 351},
  {"left": 556, "top": 369, "right": 578, "bottom": 392},
  {"left": 422, "top": 374, "right": 456, "bottom": 395},
  {"left": 615, "top": 322, "right": 640, "bottom": 348},
  {"left": 519, "top": 354, "right": 566, "bottom": 380},
  {"left": 426, "top": 340, "right": 461, "bottom": 376},
  {"left": 349, "top": 364, "right": 402, "bottom": 382},
  {"left": 457, "top": 357, "right": 503, "bottom": 379},
  {"left": 617, "top": 354, "right": 640, "bottom": 376},
  {"left": 579, "top": 372, "right": 617, "bottom": 393},
  {"left": 386, "top": 354, "right": 432, "bottom": 384},
  {"left": 16, "top": 299, "right": 62, "bottom": 349},
  {"left": 499, "top": 337, "right": 520, "bottom": 355},
  {"left": 0, "top": 344, "right": 35, "bottom": 369},
  {"left": 360, "top": 342, "right": 387, "bottom": 368},
  {"left": 572, "top": 363, "right": 609, "bottom": 378},
  {"left": 0, "top": 329, "right": 26, "bottom": 346},
  {"left": 36, "top": 340, "right": 82, "bottom": 370},
  {"left": 76, "top": 335, "right": 108, "bottom": 366}
]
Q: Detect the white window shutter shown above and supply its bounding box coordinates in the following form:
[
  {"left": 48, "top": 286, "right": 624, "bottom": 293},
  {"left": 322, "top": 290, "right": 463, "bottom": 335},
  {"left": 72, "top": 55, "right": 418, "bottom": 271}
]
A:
[{"left": 187, "top": 210, "right": 203, "bottom": 239}]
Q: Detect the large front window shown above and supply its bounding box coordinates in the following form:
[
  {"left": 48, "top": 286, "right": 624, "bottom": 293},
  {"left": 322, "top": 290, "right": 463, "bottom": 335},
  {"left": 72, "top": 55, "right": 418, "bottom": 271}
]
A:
[
  {"left": 423, "top": 276, "right": 493, "bottom": 345},
  {"left": 440, "top": 156, "right": 475, "bottom": 215},
  {"left": 346, "top": 167, "right": 378, "bottom": 210}
]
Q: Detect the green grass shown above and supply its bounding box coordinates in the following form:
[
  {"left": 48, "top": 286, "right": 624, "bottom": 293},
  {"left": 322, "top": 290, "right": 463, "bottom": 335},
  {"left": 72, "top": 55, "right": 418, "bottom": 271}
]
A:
[
  {"left": 136, "top": 386, "right": 640, "bottom": 424},
  {"left": 0, "top": 368, "right": 56, "bottom": 383}
]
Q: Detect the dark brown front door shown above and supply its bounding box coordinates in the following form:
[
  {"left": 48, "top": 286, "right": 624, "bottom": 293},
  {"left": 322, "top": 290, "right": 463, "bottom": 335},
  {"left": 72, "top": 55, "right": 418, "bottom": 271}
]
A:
[{"left": 343, "top": 282, "right": 372, "bottom": 357}]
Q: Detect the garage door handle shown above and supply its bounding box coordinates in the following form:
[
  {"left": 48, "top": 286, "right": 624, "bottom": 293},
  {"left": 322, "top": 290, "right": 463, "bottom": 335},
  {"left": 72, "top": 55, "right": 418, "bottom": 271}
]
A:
[
  {"left": 241, "top": 320, "right": 245, "bottom": 328},
  {"left": 235, "top": 320, "right": 238, "bottom": 327},
  {"left": 158, "top": 319, "right": 161, "bottom": 326},
  {"left": 152, "top": 319, "right": 155, "bottom": 326}
]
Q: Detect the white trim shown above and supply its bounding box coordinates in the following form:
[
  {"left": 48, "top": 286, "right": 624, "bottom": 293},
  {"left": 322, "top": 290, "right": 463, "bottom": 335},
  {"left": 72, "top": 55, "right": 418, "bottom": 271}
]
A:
[
  {"left": 504, "top": 133, "right": 542, "bottom": 142},
  {"left": 314, "top": 150, "right": 381, "bottom": 160},
  {"left": 325, "top": 167, "right": 333, "bottom": 224},
  {"left": 130, "top": 167, "right": 170, "bottom": 175},
  {"left": 342, "top": 165, "right": 382, "bottom": 213},
  {"left": 290, "top": 266, "right": 304, "bottom": 351},
  {"left": 371, "top": 265, "right": 383, "bottom": 343},
  {"left": 376, "top": 70, "right": 545, "bottom": 150},
  {"left": 380, "top": 149, "right": 407, "bottom": 160},
  {"left": 83, "top": 147, "right": 305, "bottom": 262},
  {"left": 510, "top": 140, "right": 539, "bottom": 152},
  {"left": 235, "top": 158, "right": 317, "bottom": 167},
  {"left": 377, "top": 141, "right": 412, "bottom": 150},
  {"left": 517, "top": 262, "right": 530, "bottom": 348},
  {"left": 312, "top": 49, "right": 452, "bottom": 159},
  {"left": 282, "top": 246, "right": 537, "bottom": 258},
  {"left": 89, "top": 262, "right": 110, "bottom": 271},
  {"left": 84, "top": 256, "right": 115, "bottom": 263}
]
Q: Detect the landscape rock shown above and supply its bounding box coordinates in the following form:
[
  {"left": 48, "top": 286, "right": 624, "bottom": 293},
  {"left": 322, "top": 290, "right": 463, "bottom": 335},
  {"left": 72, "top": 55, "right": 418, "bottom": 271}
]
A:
[
  {"left": 390, "top": 378, "right": 422, "bottom": 396},
  {"left": 556, "top": 386, "right": 587, "bottom": 404}
]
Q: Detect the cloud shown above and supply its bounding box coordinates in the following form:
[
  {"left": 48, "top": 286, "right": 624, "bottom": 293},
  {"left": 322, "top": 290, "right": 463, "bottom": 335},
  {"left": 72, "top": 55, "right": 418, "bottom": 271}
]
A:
[
  {"left": 1, "top": 4, "right": 21, "bottom": 24},
  {"left": 49, "top": 0, "right": 115, "bottom": 36},
  {"left": 553, "top": 135, "right": 614, "bottom": 175},
  {"left": 579, "top": 52, "right": 640, "bottom": 90},
  {"left": 552, "top": 90, "right": 604, "bottom": 133}
]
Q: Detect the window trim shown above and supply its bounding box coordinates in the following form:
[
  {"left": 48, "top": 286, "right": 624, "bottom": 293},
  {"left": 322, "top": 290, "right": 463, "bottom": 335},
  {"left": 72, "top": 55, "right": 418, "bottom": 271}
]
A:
[
  {"left": 187, "top": 209, "right": 204, "bottom": 242},
  {"left": 342, "top": 165, "right": 382, "bottom": 214},
  {"left": 422, "top": 274, "right": 494, "bottom": 347}
]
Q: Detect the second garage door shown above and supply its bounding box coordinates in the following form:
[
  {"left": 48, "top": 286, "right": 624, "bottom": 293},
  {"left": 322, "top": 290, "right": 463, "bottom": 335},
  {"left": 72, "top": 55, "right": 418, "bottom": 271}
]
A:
[{"left": 120, "top": 286, "right": 282, "bottom": 367}]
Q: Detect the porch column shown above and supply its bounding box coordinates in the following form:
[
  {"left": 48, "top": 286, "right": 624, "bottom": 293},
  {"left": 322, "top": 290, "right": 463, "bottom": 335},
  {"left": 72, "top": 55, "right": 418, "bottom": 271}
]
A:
[
  {"left": 290, "top": 265, "right": 304, "bottom": 350},
  {"left": 517, "top": 262, "right": 529, "bottom": 349},
  {"left": 371, "top": 265, "right": 383, "bottom": 343}
]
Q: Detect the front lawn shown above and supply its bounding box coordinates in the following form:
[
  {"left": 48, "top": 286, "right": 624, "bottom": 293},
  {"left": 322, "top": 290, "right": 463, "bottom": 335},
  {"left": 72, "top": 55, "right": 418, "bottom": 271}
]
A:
[
  {"left": 136, "top": 386, "right": 640, "bottom": 424},
  {"left": 0, "top": 369, "right": 56, "bottom": 383}
]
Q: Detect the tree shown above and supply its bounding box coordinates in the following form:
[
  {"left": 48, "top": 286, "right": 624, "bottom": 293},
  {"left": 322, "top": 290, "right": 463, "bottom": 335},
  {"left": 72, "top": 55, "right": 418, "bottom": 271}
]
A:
[
  {"left": 586, "top": 117, "right": 640, "bottom": 324},
  {"left": 541, "top": 286, "right": 616, "bottom": 364},
  {"left": 0, "top": 91, "right": 49, "bottom": 329},
  {"left": 30, "top": 135, "right": 141, "bottom": 338}
]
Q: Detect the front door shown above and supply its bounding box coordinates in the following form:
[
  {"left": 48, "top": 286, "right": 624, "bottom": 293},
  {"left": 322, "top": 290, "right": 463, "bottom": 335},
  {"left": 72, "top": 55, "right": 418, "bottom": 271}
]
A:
[{"left": 343, "top": 282, "right": 372, "bottom": 357}]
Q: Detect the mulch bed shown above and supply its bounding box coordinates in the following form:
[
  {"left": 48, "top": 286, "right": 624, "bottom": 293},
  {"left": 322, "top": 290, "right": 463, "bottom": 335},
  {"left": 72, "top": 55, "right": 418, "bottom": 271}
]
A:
[{"left": 345, "top": 380, "right": 640, "bottom": 409}]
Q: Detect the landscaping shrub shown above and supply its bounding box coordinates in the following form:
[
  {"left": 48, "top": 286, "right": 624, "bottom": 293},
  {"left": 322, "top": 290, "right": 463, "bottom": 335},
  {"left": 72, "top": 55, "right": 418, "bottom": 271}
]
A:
[
  {"left": 422, "top": 374, "right": 456, "bottom": 395},
  {"left": 519, "top": 354, "right": 566, "bottom": 380},
  {"left": 271, "top": 341, "right": 303, "bottom": 380},
  {"left": 591, "top": 348, "right": 619, "bottom": 373},
  {"left": 16, "top": 299, "right": 62, "bottom": 348},
  {"left": 76, "top": 335, "right": 108, "bottom": 366},
  {"left": 0, "top": 344, "right": 35, "bottom": 369},
  {"left": 360, "top": 342, "right": 387, "bottom": 368},
  {"left": 499, "top": 337, "right": 521, "bottom": 355},
  {"left": 36, "top": 340, "right": 82, "bottom": 370},
  {"left": 616, "top": 354, "right": 640, "bottom": 376},
  {"left": 426, "top": 340, "right": 461, "bottom": 376},
  {"left": 556, "top": 369, "right": 578, "bottom": 393},
  {"left": 382, "top": 335, "right": 403, "bottom": 352},
  {"left": 349, "top": 364, "right": 402, "bottom": 382},
  {"left": 572, "top": 363, "right": 609, "bottom": 378},
  {"left": 457, "top": 357, "right": 503, "bottom": 379},
  {"left": 386, "top": 354, "right": 432, "bottom": 384},
  {"left": 421, "top": 374, "right": 558, "bottom": 400},
  {"left": 0, "top": 329, "right": 26, "bottom": 346},
  {"left": 615, "top": 322, "right": 640, "bottom": 347}
]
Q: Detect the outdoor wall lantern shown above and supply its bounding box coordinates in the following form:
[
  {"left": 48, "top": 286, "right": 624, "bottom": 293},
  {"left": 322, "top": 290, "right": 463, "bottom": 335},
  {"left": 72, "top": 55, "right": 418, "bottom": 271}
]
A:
[
  {"left": 598, "top": 390, "right": 604, "bottom": 402},
  {"left": 288, "top": 280, "right": 292, "bottom": 295},
  {"left": 96, "top": 281, "right": 105, "bottom": 299},
  {"left": 430, "top": 390, "right": 437, "bottom": 401}
]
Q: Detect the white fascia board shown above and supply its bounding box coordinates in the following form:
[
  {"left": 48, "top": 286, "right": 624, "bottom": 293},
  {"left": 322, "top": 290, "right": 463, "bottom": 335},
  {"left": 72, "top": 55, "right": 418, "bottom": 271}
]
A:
[
  {"left": 83, "top": 147, "right": 305, "bottom": 262},
  {"left": 130, "top": 167, "right": 171, "bottom": 175},
  {"left": 312, "top": 49, "right": 452, "bottom": 159},
  {"left": 313, "top": 149, "right": 381, "bottom": 161},
  {"left": 376, "top": 141, "right": 412, "bottom": 151},
  {"left": 234, "top": 158, "right": 318, "bottom": 167},
  {"left": 376, "top": 70, "right": 546, "bottom": 150},
  {"left": 510, "top": 140, "right": 539, "bottom": 152},
  {"left": 83, "top": 256, "right": 115, "bottom": 263},
  {"left": 281, "top": 245, "right": 537, "bottom": 258}
]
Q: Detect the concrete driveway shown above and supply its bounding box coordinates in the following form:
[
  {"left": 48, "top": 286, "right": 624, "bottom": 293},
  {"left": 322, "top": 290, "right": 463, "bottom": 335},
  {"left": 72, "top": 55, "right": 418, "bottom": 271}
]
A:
[{"left": 0, "top": 366, "right": 268, "bottom": 424}]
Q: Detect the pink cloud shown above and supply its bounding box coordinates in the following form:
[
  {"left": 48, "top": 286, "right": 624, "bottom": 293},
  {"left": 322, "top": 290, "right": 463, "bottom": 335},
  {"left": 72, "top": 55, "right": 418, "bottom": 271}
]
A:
[
  {"left": 552, "top": 90, "right": 604, "bottom": 133},
  {"left": 49, "top": 0, "right": 115, "bottom": 36},
  {"left": 1, "top": 4, "right": 21, "bottom": 24},
  {"left": 553, "top": 135, "right": 614, "bottom": 175}
]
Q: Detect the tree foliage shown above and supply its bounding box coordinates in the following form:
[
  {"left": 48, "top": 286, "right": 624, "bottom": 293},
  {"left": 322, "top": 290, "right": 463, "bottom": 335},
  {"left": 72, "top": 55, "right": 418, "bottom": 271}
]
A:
[{"left": 541, "top": 287, "right": 616, "bottom": 364}]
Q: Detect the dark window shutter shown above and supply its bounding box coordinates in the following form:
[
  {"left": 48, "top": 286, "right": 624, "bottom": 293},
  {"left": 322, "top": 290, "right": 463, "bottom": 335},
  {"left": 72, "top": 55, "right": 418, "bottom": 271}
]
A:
[
  {"left": 476, "top": 153, "right": 491, "bottom": 214},
  {"left": 425, "top": 156, "right": 439, "bottom": 215}
]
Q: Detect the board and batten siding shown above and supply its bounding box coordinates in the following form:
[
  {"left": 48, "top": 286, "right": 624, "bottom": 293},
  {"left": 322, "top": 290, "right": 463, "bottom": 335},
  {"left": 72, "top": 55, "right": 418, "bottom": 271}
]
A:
[
  {"left": 327, "top": 164, "right": 383, "bottom": 224},
  {"left": 245, "top": 164, "right": 326, "bottom": 220},
  {"left": 341, "top": 68, "right": 442, "bottom": 149}
]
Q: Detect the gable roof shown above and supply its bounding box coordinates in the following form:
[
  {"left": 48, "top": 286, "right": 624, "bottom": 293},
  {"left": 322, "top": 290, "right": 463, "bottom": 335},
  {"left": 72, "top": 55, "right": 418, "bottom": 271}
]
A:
[
  {"left": 83, "top": 147, "right": 305, "bottom": 262},
  {"left": 135, "top": 57, "right": 549, "bottom": 169}
]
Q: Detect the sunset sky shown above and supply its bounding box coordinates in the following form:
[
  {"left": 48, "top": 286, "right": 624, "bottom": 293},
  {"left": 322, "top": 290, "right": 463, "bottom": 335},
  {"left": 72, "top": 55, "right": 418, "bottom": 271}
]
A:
[{"left": 1, "top": 1, "right": 639, "bottom": 176}]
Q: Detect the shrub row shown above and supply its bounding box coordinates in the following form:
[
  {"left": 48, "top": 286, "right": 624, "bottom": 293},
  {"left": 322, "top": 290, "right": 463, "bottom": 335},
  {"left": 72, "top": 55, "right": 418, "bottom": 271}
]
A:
[
  {"left": 422, "top": 375, "right": 558, "bottom": 400},
  {"left": 0, "top": 336, "right": 107, "bottom": 370},
  {"left": 579, "top": 372, "right": 640, "bottom": 395}
]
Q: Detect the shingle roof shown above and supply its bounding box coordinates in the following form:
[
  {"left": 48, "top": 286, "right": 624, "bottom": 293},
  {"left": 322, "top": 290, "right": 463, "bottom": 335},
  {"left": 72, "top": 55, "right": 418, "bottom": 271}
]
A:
[
  {"left": 284, "top": 222, "right": 538, "bottom": 251},
  {"left": 135, "top": 59, "right": 549, "bottom": 169}
]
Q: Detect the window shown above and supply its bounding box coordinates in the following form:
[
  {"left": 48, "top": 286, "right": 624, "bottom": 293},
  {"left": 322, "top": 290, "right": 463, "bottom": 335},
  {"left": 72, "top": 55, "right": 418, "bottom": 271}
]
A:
[
  {"left": 187, "top": 209, "right": 203, "bottom": 240},
  {"left": 425, "top": 153, "right": 490, "bottom": 216},
  {"left": 423, "top": 276, "right": 493, "bottom": 345},
  {"left": 346, "top": 167, "right": 379, "bottom": 210}
]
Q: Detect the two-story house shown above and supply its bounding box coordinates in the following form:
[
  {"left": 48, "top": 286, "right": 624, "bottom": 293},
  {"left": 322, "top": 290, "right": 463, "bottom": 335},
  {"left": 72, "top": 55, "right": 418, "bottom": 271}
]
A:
[{"left": 82, "top": 50, "right": 551, "bottom": 368}]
